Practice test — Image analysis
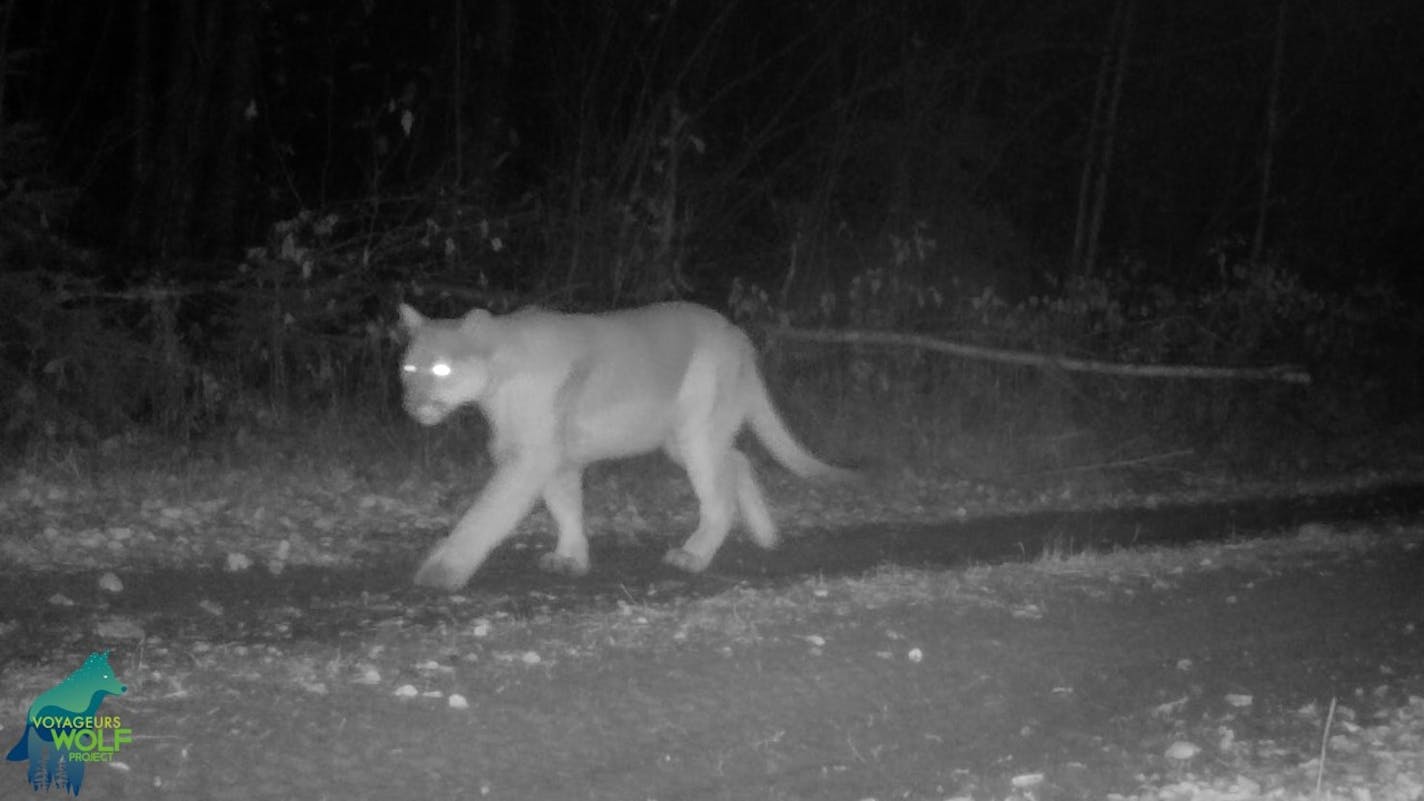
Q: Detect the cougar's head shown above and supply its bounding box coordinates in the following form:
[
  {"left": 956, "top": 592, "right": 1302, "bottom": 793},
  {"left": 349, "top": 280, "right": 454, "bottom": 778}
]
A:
[{"left": 397, "top": 303, "right": 495, "bottom": 426}]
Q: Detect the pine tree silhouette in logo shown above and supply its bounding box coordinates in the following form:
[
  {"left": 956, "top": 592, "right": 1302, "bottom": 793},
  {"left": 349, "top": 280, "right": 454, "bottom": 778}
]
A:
[{"left": 6, "top": 651, "right": 128, "bottom": 796}]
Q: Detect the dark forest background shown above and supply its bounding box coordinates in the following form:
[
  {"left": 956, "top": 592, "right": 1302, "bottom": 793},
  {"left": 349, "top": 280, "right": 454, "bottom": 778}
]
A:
[{"left": 1, "top": 0, "right": 1421, "bottom": 465}]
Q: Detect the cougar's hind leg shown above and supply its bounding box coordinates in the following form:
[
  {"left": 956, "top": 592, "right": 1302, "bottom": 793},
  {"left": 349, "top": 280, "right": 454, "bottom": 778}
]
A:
[
  {"left": 730, "top": 449, "right": 778, "bottom": 548},
  {"left": 662, "top": 346, "right": 751, "bottom": 573},
  {"left": 663, "top": 437, "right": 739, "bottom": 573}
]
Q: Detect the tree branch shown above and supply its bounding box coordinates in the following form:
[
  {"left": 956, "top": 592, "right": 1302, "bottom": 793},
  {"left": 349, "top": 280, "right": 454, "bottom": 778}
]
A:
[{"left": 767, "top": 326, "right": 1311, "bottom": 385}]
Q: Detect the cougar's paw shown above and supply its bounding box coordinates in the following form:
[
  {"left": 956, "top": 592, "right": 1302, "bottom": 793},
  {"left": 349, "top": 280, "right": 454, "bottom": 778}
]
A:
[
  {"left": 662, "top": 548, "right": 711, "bottom": 574},
  {"left": 413, "top": 552, "right": 471, "bottom": 591},
  {"left": 537, "top": 552, "right": 590, "bottom": 577}
]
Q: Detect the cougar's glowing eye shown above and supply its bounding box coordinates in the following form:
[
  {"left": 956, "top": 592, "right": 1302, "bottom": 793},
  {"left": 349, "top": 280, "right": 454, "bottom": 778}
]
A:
[
  {"left": 401, "top": 364, "right": 417, "bottom": 373},
  {"left": 431, "top": 362, "right": 452, "bottom": 378}
]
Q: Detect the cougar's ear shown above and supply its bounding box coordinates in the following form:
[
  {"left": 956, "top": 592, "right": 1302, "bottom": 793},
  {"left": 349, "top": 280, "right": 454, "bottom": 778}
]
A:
[
  {"left": 460, "top": 308, "right": 493, "bottom": 333},
  {"left": 398, "top": 303, "right": 425, "bottom": 334}
]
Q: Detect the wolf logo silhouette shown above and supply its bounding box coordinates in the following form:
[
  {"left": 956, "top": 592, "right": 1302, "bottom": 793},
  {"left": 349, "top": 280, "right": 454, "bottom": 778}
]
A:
[{"left": 5, "top": 651, "right": 128, "bottom": 796}]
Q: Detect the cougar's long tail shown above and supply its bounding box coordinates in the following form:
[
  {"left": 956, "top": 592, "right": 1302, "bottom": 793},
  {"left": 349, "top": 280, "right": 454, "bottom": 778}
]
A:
[{"left": 742, "top": 347, "right": 856, "bottom": 482}]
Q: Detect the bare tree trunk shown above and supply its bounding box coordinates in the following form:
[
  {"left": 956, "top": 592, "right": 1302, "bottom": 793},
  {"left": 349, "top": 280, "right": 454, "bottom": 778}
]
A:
[
  {"left": 209, "top": 0, "right": 258, "bottom": 256},
  {"left": 476, "top": 0, "right": 515, "bottom": 179},
  {"left": 0, "top": 0, "right": 17, "bottom": 167},
  {"left": 1071, "top": 0, "right": 1134, "bottom": 278},
  {"left": 124, "top": 0, "right": 153, "bottom": 248},
  {"left": 145, "top": 1, "right": 223, "bottom": 260},
  {"left": 793, "top": 26, "right": 860, "bottom": 304},
  {"left": 451, "top": 0, "right": 464, "bottom": 187},
  {"left": 179, "top": 3, "right": 223, "bottom": 255},
  {"left": 318, "top": 5, "right": 336, "bottom": 205},
  {"left": 1070, "top": 0, "right": 1116, "bottom": 276},
  {"left": 1083, "top": 0, "right": 1134, "bottom": 277},
  {"left": 151, "top": 1, "right": 198, "bottom": 258},
  {"left": 655, "top": 97, "right": 687, "bottom": 296},
  {"left": 1251, "top": 0, "right": 1287, "bottom": 265}
]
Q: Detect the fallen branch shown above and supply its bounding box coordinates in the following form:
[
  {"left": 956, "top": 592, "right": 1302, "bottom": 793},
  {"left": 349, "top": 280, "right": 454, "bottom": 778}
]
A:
[{"left": 767, "top": 326, "right": 1312, "bottom": 385}]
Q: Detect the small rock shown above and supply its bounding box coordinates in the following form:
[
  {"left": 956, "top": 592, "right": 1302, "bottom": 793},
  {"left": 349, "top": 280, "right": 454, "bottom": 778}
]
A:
[
  {"left": 1165, "top": 740, "right": 1201, "bottom": 760},
  {"left": 1011, "top": 604, "right": 1043, "bottom": 620},
  {"left": 1011, "top": 773, "right": 1044, "bottom": 788},
  {"left": 94, "top": 617, "right": 145, "bottom": 641}
]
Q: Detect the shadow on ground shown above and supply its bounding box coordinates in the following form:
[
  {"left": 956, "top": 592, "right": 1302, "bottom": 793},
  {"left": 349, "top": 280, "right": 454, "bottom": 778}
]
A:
[{"left": 3, "top": 482, "right": 1422, "bottom": 665}]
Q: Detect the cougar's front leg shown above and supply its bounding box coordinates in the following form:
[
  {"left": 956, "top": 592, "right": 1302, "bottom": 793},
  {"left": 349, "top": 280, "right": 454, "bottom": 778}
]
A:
[
  {"left": 536, "top": 467, "right": 590, "bottom": 576},
  {"left": 414, "top": 456, "right": 554, "bottom": 590}
]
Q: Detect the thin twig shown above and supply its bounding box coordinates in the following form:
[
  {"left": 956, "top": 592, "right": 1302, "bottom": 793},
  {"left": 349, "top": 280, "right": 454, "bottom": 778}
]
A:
[
  {"left": 1315, "top": 696, "right": 1337, "bottom": 799},
  {"left": 1018, "top": 449, "right": 1195, "bottom": 476}
]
